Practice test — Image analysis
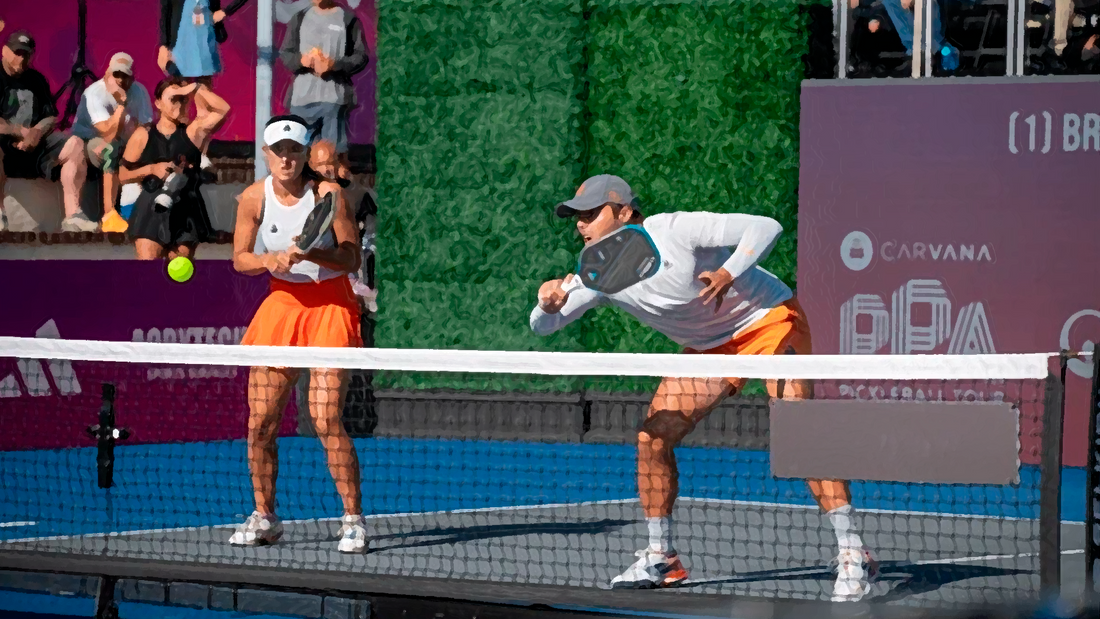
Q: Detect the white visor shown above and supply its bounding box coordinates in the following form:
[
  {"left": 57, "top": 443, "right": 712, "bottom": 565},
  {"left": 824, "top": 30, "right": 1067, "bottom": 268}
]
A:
[{"left": 263, "top": 119, "right": 311, "bottom": 148}]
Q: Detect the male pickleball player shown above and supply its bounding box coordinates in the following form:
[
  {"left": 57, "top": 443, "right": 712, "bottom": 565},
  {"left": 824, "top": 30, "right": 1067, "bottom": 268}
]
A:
[{"left": 530, "top": 175, "right": 878, "bottom": 601}]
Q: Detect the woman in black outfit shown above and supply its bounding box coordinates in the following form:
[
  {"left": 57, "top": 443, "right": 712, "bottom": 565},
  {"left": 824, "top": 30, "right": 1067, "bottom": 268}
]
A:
[{"left": 119, "top": 79, "right": 229, "bottom": 260}]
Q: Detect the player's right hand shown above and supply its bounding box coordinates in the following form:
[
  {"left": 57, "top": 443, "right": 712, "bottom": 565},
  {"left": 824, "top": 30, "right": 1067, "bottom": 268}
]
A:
[
  {"left": 264, "top": 252, "right": 293, "bottom": 275},
  {"left": 537, "top": 275, "right": 574, "bottom": 314}
]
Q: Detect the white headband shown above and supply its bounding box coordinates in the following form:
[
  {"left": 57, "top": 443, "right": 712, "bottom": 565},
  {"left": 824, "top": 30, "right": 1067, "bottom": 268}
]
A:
[{"left": 263, "top": 119, "right": 311, "bottom": 147}]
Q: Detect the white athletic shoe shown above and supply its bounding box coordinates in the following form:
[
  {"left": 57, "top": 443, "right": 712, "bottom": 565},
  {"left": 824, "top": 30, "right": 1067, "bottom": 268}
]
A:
[
  {"left": 831, "top": 546, "right": 879, "bottom": 602},
  {"left": 610, "top": 548, "right": 689, "bottom": 589},
  {"left": 228, "top": 511, "right": 284, "bottom": 547},
  {"left": 60, "top": 214, "right": 99, "bottom": 233},
  {"left": 337, "top": 514, "right": 369, "bottom": 554}
]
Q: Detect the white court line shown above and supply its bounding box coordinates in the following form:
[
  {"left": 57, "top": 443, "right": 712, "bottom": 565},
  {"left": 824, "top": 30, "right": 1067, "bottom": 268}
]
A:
[
  {"left": 915, "top": 549, "right": 1084, "bottom": 566},
  {"left": 677, "top": 497, "right": 1086, "bottom": 525},
  {"left": 1, "top": 496, "right": 1082, "bottom": 544},
  {"left": 0, "top": 521, "right": 35, "bottom": 528}
]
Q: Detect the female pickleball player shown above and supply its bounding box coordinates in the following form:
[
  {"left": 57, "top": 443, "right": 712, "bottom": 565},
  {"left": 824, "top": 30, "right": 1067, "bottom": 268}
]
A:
[{"left": 228, "top": 115, "right": 367, "bottom": 553}]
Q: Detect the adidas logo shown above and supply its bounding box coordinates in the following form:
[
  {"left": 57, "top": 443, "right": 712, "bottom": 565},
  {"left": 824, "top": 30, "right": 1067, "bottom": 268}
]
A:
[{"left": 1, "top": 320, "right": 81, "bottom": 398}]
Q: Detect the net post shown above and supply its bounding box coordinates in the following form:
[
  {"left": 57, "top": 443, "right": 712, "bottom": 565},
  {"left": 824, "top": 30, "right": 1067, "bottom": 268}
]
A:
[
  {"left": 93, "top": 576, "right": 119, "bottom": 619},
  {"left": 1039, "top": 357, "right": 1067, "bottom": 594},
  {"left": 86, "top": 384, "right": 128, "bottom": 490},
  {"left": 1086, "top": 350, "right": 1100, "bottom": 594}
]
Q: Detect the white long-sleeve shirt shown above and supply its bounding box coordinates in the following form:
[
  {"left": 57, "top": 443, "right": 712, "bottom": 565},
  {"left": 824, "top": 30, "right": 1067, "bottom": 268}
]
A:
[{"left": 529, "top": 212, "right": 793, "bottom": 350}]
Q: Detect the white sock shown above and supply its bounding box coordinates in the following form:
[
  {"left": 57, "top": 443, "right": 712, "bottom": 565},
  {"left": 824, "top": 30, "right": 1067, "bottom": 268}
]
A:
[
  {"left": 647, "top": 516, "right": 673, "bottom": 553},
  {"left": 827, "top": 504, "right": 864, "bottom": 551}
]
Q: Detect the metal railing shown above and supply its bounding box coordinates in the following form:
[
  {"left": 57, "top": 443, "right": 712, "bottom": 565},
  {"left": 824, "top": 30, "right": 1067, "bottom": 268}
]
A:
[{"left": 834, "top": 0, "right": 1054, "bottom": 78}]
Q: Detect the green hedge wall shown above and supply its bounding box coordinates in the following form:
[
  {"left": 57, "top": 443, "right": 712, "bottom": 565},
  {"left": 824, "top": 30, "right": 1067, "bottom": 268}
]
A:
[{"left": 376, "top": 0, "right": 814, "bottom": 392}]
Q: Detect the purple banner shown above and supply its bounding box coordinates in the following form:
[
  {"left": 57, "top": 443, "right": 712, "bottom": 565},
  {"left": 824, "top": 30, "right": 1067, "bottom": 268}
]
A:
[
  {"left": 0, "top": 261, "right": 298, "bottom": 451},
  {"left": 798, "top": 77, "right": 1100, "bottom": 468}
]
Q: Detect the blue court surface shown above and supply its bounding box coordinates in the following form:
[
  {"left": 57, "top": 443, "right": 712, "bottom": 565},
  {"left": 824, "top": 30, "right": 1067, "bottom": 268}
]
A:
[{"left": 0, "top": 437, "right": 1086, "bottom": 539}]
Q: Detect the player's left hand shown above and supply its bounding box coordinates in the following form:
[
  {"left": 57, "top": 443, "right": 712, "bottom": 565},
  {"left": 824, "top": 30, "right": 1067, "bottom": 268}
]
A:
[
  {"left": 268, "top": 252, "right": 294, "bottom": 274},
  {"left": 286, "top": 244, "right": 307, "bottom": 265},
  {"left": 697, "top": 268, "right": 733, "bottom": 312}
]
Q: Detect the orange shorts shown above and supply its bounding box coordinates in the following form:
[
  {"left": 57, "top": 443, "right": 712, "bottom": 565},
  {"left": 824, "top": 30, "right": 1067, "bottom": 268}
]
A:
[
  {"left": 241, "top": 276, "right": 362, "bottom": 348},
  {"left": 684, "top": 298, "right": 812, "bottom": 383}
]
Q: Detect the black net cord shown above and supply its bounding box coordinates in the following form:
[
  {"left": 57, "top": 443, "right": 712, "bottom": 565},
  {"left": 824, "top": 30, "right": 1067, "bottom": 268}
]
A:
[
  {"left": 1040, "top": 361, "right": 1067, "bottom": 594},
  {"left": 1087, "top": 351, "right": 1100, "bottom": 593}
]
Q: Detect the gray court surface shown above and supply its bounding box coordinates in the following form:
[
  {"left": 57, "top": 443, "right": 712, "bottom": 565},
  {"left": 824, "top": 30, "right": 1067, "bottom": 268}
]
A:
[{"left": 2, "top": 499, "right": 1085, "bottom": 612}]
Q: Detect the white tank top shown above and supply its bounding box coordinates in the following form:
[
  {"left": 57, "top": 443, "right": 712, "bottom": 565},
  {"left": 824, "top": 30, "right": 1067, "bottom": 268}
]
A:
[{"left": 253, "top": 176, "right": 341, "bottom": 283}]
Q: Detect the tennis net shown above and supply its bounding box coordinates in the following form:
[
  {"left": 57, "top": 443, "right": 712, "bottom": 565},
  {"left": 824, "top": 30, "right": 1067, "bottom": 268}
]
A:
[{"left": 0, "top": 338, "right": 1071, "bottom": 611}]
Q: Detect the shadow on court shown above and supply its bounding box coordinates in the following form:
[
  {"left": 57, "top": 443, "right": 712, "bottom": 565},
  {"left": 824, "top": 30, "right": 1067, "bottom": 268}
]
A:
[
  {"left": 275, "top": 518, "right": 635, "bottom": 552},
  {"left": 874, "top": 563, "right": 1034, "bottom": 602},
  {"left": 679, "top": 560, "right": 1031, "bottom": 603}
]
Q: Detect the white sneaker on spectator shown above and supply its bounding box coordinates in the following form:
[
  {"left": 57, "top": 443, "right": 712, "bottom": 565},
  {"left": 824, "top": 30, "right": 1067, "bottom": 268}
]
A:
[
  {"left": 337, "top": 514, "right": 369, "bottom": 554},
  {"left": 61, "top": 214, "right": 99, "bottom": 233},
  {"left": 228, "top": 511, "right": 284, "bottom": 546},
  {"left": 201, "top": 154, "right": 214, "bottom": 171}
]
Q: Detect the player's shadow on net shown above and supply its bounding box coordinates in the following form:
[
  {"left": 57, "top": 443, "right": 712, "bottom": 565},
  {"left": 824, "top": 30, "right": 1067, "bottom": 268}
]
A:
[
  {"left": 682, "top": 560, "right": 1030, "bottom": 602},
  {"left": 276, "top": 519, "right": 633, "bottom": 551},
  {"left": 870, "top": 562, "right": 1033, "bottom": 602},
  {"left": 368, "top": 519, "right": 635, "bottom": 552}
]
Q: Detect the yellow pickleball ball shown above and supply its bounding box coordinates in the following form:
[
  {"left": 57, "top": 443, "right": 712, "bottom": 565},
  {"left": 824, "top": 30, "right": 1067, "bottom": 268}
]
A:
[{"left": 167, "top": 256, "right": 194, "bottom": 283}]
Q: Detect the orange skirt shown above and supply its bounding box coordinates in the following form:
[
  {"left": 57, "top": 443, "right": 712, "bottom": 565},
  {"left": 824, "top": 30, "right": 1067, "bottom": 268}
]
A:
[
  {"left": 241, "top": 276, "right": 362, "bottom": 348},
  {"left": 685, "top": 298, "right": 812, "bottom": 357}
]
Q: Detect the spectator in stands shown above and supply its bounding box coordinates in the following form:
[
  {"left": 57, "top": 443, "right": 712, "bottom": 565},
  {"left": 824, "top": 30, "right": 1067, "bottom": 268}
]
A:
[
  {"left": 72, "top": 53, "right": 154, "bottom": 234},
  {"left": 881, "top": 0, "right": 960, "bottom": 73},
  {"left": 158, "top": 1, "right": 249, "bottom": 170},
  {"left": 1069, "top": 1, "right": 1100, "bottom": 70},
  {"left": 119, "top": 79, "right": 229, "bottom": 260},
  {"left": 0, "top": 31, "right": 92, "bottom": 233},
  {"left": 279, "top": 0, "right": 369, "bottom": 180},
  {"left": 1028, "top": 0, "right": 1074, "bottom": 73}
]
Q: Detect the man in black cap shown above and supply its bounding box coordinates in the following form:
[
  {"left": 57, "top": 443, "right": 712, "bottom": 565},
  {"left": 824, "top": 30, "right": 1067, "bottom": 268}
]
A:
[{"left": 0, "top": 31, "right": 92, "bottom": 232}]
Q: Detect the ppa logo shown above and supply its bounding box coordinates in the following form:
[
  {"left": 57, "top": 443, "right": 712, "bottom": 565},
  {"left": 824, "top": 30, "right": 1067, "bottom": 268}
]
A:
[
  {"left": 840, "top": 279, "right": 995, "bottom": 355},
  {"left": 0, "top": 320, "right": 81, "bottom": 398}
]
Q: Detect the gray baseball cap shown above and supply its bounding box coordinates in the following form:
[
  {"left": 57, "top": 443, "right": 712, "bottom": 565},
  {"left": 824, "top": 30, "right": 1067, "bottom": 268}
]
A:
[{"left": 555, "top": 174, "right": 638, "bottom": 218}]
